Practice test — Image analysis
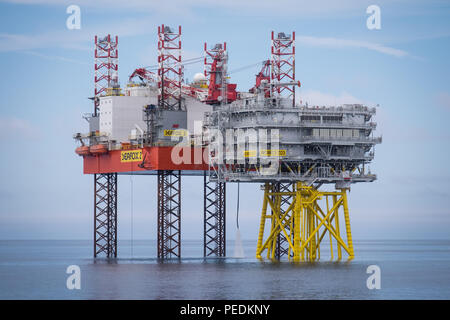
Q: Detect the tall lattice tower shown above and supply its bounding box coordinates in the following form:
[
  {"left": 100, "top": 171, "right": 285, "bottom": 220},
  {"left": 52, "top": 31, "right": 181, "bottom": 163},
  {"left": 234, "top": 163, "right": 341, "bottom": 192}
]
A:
[
  {"left": 94, "top": 35, "right": 118, "bottom": 115},
  {"left": 158, "top": 25, "right": 182, "bottom": 110},
  {"left": 156, "top": 25, "right": 183, "bottom": 259},
  {"left": 271, "top": 31, "right": 296, "bottom": 106},
  {"left": 93, "top": 35, "right": 119, "bottom": 258}
]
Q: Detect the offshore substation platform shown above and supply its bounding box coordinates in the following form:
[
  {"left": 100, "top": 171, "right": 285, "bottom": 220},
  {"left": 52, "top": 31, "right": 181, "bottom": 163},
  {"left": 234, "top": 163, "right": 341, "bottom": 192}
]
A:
[{"left": 74, "top": 25, "right": 381, "bottom": 261}]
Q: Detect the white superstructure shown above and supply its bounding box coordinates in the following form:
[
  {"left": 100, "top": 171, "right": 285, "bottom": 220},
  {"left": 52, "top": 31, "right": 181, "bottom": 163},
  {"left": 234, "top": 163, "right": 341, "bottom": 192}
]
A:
[
  {"left": 99, "top": 84, "right": 212, "bottom": 143},
  {"left": 99, "top": 95, "right": 154, "bottom": 143}
]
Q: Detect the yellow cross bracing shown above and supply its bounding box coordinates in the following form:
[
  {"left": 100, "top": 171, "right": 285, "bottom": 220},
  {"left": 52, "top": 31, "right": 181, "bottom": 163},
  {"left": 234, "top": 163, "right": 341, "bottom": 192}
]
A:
[{"left": 256, "top": 182, "right": 354, "bottom": 262}]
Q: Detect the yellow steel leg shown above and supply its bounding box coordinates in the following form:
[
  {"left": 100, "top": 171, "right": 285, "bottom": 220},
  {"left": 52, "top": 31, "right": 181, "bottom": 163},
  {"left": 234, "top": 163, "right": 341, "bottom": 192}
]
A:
[
  {"left": 270, "top": 191, "right": 281, "bottom": 260},
  {"left": 301, "top": 189, "right": 306, "bottom": 261},
  {"left": 256, "top": 183, "right": 269, "bottom": 259},
  {"left": 333, "top": 194, "right": 342, "bottom": 261},
  {"left": 309, "top": 207, "right": 314, "bottom": 260},
  {"left": 293, "top": 182, "right": 302, "bottom": 262},
  {"left": 342, "top": 189, "right": 354, "bottom": 260},
  {"left": 288, "top": 202, "right": 294, "bottom": 260},
  {"left": 327, "top": 196, "right": 334, "bottom": 260},
  {"left": 316, "top": 212, "right": 320, "bottom": 261}
]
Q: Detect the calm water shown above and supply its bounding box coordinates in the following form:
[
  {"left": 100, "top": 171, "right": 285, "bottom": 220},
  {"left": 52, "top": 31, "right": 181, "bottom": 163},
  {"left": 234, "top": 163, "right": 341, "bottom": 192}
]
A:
[{"left": 0, "top": 239, "right": 449, "bottom": 299}]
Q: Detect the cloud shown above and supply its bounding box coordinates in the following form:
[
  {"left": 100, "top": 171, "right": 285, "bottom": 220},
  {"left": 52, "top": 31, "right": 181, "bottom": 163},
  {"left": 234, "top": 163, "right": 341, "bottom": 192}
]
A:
[
  {"left": 4, "top": 0, "right": 444, "bottom": 21},
  {"left": 22, "top": 50, "right": 89, "bottom": 65},
  {"left": 0, "top": 116, "right": 40, "bottom": 140},
  {"left": 0, "top": 0, "right": 374, "bottom": 16},
  {"left": 0, "top": 32, "right": 90, "bottom": 52},
  {"left": 0, "top": 16, "right": 156, "bottom": 53},
  {"left": 0, "top": 2, "right": 411, "bottom": 59},
  {"left": 0, "top": 32, "right": 410, "bottom": 62},
  {"left": 296, "top": 35, "right": 409, "bottom": 58}
]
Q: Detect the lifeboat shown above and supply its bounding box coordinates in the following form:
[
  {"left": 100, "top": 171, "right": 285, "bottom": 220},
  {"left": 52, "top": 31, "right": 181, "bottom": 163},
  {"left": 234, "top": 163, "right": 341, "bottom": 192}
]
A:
[
  {"left": 75, "top": 145, "right": 90, "bottom": 156},
  {"left": 89, "top": 144, "right": 109, "bottom": 155}
]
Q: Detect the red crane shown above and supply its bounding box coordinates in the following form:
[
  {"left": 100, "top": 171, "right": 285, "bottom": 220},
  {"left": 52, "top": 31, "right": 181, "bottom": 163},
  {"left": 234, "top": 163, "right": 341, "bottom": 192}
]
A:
[
  {"left": 249, "top": 60, "right": 271, "bottom": 97},
  {"left": 204, "top": 42, "right": 237, "bottom": 105},
  {"left": 129, "top": 68, "right": 157, "bottom": 84},
  {"left": 129, "top": 67, "right": 208, "bottom": 101}
]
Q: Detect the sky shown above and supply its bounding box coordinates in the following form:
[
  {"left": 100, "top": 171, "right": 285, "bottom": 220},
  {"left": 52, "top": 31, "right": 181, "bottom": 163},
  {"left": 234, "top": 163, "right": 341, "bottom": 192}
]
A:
[{"left": 0, "top": 0, "right": 449, "bottom": 243}]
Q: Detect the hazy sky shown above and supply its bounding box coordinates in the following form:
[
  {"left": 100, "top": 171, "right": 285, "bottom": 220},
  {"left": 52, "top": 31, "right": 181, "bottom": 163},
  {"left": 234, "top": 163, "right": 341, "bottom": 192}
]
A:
[{"left": 0, "top": 0, "right": 449, "bottom": 242}]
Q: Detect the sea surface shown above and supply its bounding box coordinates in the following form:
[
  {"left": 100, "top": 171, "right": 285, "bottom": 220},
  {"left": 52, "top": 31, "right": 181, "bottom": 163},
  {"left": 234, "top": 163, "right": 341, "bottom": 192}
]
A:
[{"left": 0, "top": 239, "right": 449, "bottom": 299}]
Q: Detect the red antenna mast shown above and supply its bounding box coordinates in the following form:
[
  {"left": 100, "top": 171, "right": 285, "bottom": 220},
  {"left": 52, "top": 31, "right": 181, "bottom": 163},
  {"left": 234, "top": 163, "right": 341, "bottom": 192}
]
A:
[
  {"left": 94, "top": 35, "right": 118, "bottom": 115},
  {"left": 158, "top": 25, "right": 182, "bottom": 110},
  {"left": 271, "top": 31, "right": 296, "bottom": 106}
]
